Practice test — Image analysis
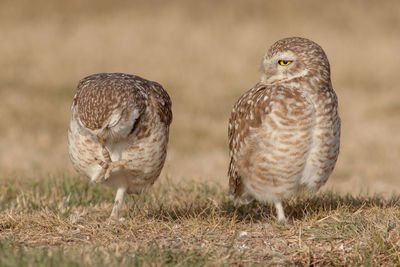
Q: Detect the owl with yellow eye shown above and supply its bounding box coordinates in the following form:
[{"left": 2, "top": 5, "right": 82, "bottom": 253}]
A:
[{"left": 228, "top": 37, "right": 341, "bottom": 223}]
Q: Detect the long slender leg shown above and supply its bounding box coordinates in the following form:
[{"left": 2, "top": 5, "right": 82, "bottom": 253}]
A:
[
  {"left": 109, "top": 187, "right": 127, "bottom": 221},
  {"left": 274, "top": 201, "right": 286, "bottom": 224}
]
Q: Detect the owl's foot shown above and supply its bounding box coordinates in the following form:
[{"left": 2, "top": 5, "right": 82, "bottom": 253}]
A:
[
  {"left": 94, "top": 135, "right": 130, "bottom": 184},
  {"left": 274, "top": 201, "right": 287, "bottom": 224},
  {"left": 94, "top": 158, "right": 129, "bottom": 184}
]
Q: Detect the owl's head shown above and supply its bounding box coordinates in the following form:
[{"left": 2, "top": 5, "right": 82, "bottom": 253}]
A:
[{"left": 260, "top": 37, "right": 330, "bottom": 84}]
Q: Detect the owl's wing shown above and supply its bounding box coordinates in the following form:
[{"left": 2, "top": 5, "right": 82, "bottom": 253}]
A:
[{"left": 228, "top": 82, "right": 271, "bottom": 200}]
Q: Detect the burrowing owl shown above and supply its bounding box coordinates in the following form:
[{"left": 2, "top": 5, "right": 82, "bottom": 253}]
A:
[
  {"left": 68, "top": 73, "right": 172, "bottom": 220},
  {"left": 228, "top": 37, "right": 340, "bottom": 223}
]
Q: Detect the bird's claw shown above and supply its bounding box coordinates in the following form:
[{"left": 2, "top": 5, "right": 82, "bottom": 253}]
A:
[
  {"left": 93, "top": 135, "right": 131, "bottom": 184},
  {"left": 93, "top": 158, "right": 130, "bottom": 184}
]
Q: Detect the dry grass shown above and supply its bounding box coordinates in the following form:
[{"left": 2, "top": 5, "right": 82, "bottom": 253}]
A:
[
  {"left": 1, "top": 176, "right": 400, "bottom": 265},
  {"left": 1, "top": 0, "right": 400, "bottom": 265}
]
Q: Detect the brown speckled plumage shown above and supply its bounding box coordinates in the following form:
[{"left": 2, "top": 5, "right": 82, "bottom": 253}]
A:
[
  {"left": 228, "top": 37, "right": 340, "bottom": 222},
  {"left": 68, "top": 73, "right": 172, "bottom": 220}
]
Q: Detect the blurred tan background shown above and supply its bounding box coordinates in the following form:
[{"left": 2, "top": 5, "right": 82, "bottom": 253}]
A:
[{"left": 1, "top": 0, "right": 399, "bottom": 195}]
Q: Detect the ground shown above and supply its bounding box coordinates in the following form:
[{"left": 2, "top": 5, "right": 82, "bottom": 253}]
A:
[
  {"left": 1, "top": 176, "right": 400, "bottom": 265},
  {"left": 1, "top": 0, "right": 400, "bottom": 266}
]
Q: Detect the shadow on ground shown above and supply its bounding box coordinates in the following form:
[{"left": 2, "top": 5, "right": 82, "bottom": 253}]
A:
[{"left": 132, "top": 190, "right": 400, "bottom": 223}]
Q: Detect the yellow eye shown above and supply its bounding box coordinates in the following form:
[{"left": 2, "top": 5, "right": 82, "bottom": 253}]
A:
[{"left": 278, "top": 60, "right": 292, "bottom": 66}]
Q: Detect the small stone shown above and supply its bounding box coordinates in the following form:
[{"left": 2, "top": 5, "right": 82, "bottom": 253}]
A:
[{"left": 238, "top": 231, "right": 248, "bottom": 238}]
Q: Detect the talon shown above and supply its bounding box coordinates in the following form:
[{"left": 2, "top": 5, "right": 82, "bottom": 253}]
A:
[
  {"left": 95, "top": 159, "right": 129, "bottom": 183},
  {"left": 94, "top": 136, "right": 129, "bottom": 183},
  {"left": 94, "top": 177, "right": 105, "bottom": 184},
  {"left": 105, "top": 167, "right": 112, "bottom": 180}
]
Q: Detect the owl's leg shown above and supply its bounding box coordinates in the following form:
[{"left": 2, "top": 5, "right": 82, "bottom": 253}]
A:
[
  {"left": 94, "top": 135, "right": 130, "bottom": 183},
  {"left": 274, "top": 201, "right": 286, "bottom": 224},
  {"left": 109, "top": 187, "right": 127, "bottom": 221}
]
